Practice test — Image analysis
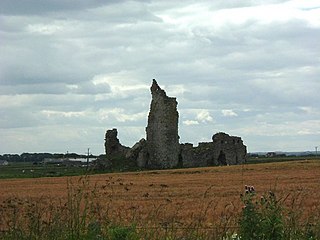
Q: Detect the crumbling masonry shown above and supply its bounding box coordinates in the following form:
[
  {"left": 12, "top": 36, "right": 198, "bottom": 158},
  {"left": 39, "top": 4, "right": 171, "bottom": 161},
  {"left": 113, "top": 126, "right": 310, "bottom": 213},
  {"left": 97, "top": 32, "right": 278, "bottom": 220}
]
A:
[
  {"left": 146, "top": 79, "right": 180, "bottom": 168},
  {"left": 104, "top": 80, "right": 247, "bottom": 169}
]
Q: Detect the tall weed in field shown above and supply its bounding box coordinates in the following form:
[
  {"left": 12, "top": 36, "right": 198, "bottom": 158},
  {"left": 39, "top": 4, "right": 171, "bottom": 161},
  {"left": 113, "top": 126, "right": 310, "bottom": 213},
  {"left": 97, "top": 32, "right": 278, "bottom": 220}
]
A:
[
  {"left": 239, "top": 186, "right": 284, "bottom": 240},
  {"left": 65, "top": 176, "right": 101, "bottom": 239},
  {"left": 283, "top": 192, "right": 320, "bottom": 240},
  {"left": 238, "top": 186, "right": 320, "bottom": 240},
  {"left": 108, "top": 224, "right": 139, "bottom": 240}
]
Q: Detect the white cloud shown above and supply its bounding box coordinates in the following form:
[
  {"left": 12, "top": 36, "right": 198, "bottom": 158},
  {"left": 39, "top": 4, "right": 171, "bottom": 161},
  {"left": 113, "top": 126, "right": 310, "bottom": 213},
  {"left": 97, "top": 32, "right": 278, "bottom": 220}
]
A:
[
  {"left": 299, "top": 107, "right": 320, "bottom": 115},
  {"left": 27, "top": 22, "right": 65, "bottom": 35},
  {"left": 157, "top": 1, "right": 320, "bottom": 30},
  {"left": 93, "top": 72, "right": 149, "bottom": 98},
  {"left": 41, "top": 110, "right": 86, "bottom": 118},
  {"left": 183, "top": 120, "right": 199, "bottom": 126},
  {"left": 195, "top": 109, "right": 213, "bottom": 123},
  {"left": 238, "top": 120, "right": 320, "bottom": 137},
  {"left": 98, "top": 108, "right": 147, "bottom": 123},
  {"left": 222, "top": 109, "right": 238, "bottom": 117}
]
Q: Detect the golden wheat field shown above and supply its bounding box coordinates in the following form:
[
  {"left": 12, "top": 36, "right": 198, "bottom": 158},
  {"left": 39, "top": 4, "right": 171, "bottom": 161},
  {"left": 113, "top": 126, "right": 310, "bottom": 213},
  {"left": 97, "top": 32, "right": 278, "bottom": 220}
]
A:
[{"left": 1, "top": 160, "right": 320, "bottom": 230}]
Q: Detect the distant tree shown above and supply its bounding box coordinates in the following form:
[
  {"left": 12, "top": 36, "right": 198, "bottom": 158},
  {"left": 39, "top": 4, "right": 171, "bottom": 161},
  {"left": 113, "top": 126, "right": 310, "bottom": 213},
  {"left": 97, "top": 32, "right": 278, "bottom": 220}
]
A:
[
  {"left": 65, "top": 153, "right": 79, "bottom": 158},
  {"left": 53, "top": 153, "right": 64, "bottom": 159},
  {"left": 3, "top": 154, "right": 21, "bottom": 162}
]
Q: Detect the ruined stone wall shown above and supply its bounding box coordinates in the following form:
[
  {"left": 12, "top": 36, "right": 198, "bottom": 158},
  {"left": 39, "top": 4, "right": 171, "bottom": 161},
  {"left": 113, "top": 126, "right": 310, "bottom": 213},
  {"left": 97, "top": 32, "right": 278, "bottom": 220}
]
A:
[
  {"left": 93, "top": 128, "right": 130, "bottom": 171},
  {"left": 105, "top": 128, "right": 129, "bottom": 158},
  {"left": 180, "top": 143, "right": 213, "bottom": 168},
  {"left": 146, "top": 79, "right": 180, "bottom": 169},
  {"left": 180, "top": 133, "right": 247, "bottom": 167},
  {"left": 211, "top": 132, "right": 247, "bottom": 165}
]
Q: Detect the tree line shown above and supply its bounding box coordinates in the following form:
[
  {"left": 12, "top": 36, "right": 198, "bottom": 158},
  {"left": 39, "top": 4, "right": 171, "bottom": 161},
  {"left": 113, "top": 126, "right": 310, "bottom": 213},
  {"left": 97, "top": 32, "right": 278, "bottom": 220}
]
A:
[{"left": 0, "top": 152, "right": 99, "bottom": 163}]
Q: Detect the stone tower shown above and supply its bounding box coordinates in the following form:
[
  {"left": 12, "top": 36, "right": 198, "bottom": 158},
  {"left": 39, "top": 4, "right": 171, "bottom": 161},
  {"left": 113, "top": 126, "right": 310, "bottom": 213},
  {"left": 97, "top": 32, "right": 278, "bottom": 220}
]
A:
[{"left": 146, "top": 79, "right": 180, "bottom": 168}]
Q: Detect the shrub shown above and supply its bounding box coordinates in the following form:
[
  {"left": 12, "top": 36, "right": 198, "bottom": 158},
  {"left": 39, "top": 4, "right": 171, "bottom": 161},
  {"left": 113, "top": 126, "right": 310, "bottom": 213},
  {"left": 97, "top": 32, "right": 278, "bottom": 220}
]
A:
[
  {"left": 107, "top": 225, "right": 139, "bottom": 240},
  {"left": 239, "top": 186, "right": 284, "bottom": 240}
]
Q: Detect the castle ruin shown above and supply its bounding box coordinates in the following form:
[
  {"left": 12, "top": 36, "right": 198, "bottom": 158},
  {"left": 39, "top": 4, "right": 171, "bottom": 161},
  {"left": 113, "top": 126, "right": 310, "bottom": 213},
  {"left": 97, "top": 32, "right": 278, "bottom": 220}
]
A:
[{"left": 104, "top": 80, "right": 247, "bottom": 169}]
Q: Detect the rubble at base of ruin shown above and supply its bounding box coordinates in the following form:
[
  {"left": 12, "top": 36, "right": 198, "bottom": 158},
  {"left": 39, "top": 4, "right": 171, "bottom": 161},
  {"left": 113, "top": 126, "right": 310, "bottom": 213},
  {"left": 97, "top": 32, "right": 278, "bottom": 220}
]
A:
[{"left": 103, "top": 80, "right": 247, "bottom": 169}]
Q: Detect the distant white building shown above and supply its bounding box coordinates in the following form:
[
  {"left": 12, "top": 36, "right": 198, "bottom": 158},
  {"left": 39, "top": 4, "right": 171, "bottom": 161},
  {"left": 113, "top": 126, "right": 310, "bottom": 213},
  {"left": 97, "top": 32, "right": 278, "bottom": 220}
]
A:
[
  {"left": 43, "top": 158, "right": 97, "bottom": 166},
  {"left": 43, "top": 158, "right": 65, "bottom": 164},
  {"left": 67, "top": 158, "right": 98, "bottom": 162},
  {"left": 0, "top": 160, "right": 9, "bottom": 166}
]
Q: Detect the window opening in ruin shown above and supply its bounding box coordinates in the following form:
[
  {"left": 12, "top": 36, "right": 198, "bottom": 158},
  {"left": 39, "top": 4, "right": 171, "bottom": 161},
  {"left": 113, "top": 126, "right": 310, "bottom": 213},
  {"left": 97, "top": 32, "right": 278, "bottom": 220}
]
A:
[
  {"left": 217, "top": 150, "right": 227, "bottom": 165},
  {"left": 146, "top": 153, "right": 151, "bottom": 167},
  {"left": 178, "top": 154, "right": 183, "bottom": 168}
]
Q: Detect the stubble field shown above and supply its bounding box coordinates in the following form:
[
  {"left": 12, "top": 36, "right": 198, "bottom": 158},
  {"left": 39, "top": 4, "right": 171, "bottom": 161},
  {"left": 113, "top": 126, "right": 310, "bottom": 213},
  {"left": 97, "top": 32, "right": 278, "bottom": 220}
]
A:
[{"left": 1, "top": 160, "right": 320, "bottom": 237}]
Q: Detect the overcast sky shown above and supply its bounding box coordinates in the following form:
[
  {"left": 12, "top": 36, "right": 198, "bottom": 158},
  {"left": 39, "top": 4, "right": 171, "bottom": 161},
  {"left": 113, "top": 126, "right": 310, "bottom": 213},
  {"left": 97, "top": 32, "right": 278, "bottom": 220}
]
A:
[{"left": 1, "top": 0, "right": 319, "bottom": 155}]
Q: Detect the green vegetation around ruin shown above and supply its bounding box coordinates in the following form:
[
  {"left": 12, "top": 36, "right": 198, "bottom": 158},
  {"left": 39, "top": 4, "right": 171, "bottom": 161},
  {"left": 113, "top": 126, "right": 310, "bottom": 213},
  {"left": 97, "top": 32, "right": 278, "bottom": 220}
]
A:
[
  {"left": 0, "top": 154, "right": 319, "bottom": 179},
  {"left": 247, "top": 154, "right": 320, "bottom": 164},
  {"left": 0, "top": 162, "right": 88, "bottom": 179}
]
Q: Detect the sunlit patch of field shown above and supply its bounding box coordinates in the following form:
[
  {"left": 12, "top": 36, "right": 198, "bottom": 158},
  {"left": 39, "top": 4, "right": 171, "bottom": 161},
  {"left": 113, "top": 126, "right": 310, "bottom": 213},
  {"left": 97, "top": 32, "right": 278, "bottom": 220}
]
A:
[{"left": 1, "top": 160, "right": 320, "bottom": 233}]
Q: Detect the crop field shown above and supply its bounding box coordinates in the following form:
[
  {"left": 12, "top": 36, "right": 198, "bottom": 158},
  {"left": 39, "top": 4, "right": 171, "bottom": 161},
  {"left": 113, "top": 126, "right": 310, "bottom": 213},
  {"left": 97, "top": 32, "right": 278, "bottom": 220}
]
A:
[{"left": 1, "top": 160, "right": 320, "bottom": 239}]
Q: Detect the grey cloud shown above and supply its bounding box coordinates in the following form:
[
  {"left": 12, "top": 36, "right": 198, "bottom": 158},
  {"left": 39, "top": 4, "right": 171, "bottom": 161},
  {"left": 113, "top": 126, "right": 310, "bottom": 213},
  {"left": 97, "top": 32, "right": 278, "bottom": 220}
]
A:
[
  {"left": 0, "top": 125, "right": 107, "bottom": 154},
  {"left": 0, "top": 38, "right": 96, "bottom": 86},
  {"left": 207, "top": 0, "right": 287, "bottom": 10},
  {"left": 73, "top": 82, "right": 111, "bottom": 95},
  {"left": 0, "top": 0, "right": 126, "bottom": 16},
  {"left": 0, "top": 4, "right": 163, "bottom": 87},
  {"left": 0, "top": 82, "right": 111, "bottom": 95},
  {"left": 1, "top": 0, "right": 319, "bottom": 153},
  {"left": 0, "top": 83, "right": 70, "bottom": 95},
  {"left": 192, "top": 20, "right": 319, "bottom": 72},
  {"left": 1, "top": 108, "right": 41, "bottom": 129}
]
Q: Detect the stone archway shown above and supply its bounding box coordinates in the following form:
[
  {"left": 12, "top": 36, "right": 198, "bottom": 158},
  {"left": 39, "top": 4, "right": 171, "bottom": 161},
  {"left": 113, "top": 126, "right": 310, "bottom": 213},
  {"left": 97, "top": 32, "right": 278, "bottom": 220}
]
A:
[{"left": 217, "top": 150, "right": 227, "bottom": 165}]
